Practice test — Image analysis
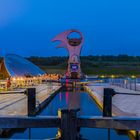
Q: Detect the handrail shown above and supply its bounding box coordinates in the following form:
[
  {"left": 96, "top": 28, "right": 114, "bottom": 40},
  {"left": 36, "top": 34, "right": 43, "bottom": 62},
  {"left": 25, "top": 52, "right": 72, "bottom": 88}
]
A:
[
  {"left": 0, "top": 90, "right": 26, "bottom": 94},
  {"left": 78, "top": 116, "right": 140, "bottom": 131},
  {"left": 110, "top": 78, "right": 139, "bottom": 91},
  {"left": 0, "top": 115, "right": 139, "bottom": 130},
  {"left": 114, "top": 91, "right": 140, "bottom": 96},
  {"left": 0, "top": 110, "right": 139, "bottom": 140},
  {"left": 0, "top": 116, "right": 60, "bottom": 128}
]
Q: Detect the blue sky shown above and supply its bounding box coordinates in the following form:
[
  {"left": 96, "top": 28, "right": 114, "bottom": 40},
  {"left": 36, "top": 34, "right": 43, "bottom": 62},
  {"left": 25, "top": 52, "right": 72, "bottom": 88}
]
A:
[{"left": 0, "top": 0, "right": 140, "bottom": 57}]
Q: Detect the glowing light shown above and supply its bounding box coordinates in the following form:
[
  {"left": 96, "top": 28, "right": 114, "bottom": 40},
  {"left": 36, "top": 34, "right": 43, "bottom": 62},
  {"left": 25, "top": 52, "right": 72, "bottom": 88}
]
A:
[
  {"left": 13, "top": 78, "right": 16, "bottom": 81},
  {"left": 66, "top": 79, "right": 69, "bottom": 87},
  {"left": 131, "top": 75, "right": 136, "bottom": 78},
  {"left": 17, "top": 78, "right": 20, "bottom": 81},
  {"left": 20, "top": 77, "right": 23, "bottom": 80},
  {"left": 66, "top": 91, "right": 69, "bottom": 105},
  {"left": 111, "top": 75, "right": 115, "bottom": 78},
  {"left": 101, "top": 75, "right": 105, "bottom": 78}
]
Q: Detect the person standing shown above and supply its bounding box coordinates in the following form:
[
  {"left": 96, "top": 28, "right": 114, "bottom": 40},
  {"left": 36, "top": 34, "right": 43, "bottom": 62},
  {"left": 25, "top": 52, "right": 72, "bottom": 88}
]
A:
[{"left": 6, "top": 77, "right": 11, "bottom": 90}]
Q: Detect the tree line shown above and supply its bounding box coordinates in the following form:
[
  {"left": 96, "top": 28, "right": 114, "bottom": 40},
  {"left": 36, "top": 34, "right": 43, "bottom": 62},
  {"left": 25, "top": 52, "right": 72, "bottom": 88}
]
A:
[
  {"left": 1, "top": 55, "right": 140, "bottom": 67},
  {"left": 27, "top": 55, "right": 140, "bottom": 66}
]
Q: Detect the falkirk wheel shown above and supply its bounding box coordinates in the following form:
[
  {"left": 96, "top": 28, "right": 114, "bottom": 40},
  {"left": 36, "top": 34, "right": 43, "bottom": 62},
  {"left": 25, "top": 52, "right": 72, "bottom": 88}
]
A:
[{"left": 52, "top": 29, "right": 84, "bottom": 79}]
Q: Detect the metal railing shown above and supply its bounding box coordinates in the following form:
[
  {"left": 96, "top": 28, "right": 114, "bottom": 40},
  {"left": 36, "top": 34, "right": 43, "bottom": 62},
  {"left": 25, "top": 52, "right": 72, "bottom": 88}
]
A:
[
  {"left": 103, "top": 88, "right": 140, "bottom": 140},
  {"left": 110, "top": 78, "right": 140, "bottom": 91},
  {"left": 0, "top": 109, "right": 139, "bottom": 140}
]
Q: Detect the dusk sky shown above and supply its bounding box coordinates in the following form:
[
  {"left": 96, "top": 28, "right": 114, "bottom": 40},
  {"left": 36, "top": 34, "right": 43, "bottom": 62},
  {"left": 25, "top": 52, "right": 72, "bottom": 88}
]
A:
[{"left": 0, "top": 0, "right": 140, "bottom": 57}]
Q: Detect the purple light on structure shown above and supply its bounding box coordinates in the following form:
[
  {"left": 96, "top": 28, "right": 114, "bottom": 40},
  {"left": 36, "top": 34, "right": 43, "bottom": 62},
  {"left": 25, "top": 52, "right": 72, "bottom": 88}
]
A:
[{"left": 66, "top": 91, "right": 69, "bottom": 105}]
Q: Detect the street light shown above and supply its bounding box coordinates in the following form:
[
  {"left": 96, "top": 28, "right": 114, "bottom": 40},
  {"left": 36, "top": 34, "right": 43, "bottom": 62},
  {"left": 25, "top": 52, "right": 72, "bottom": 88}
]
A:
[{"left": 131, "top": 75, "right": 137, "bottom": 91}]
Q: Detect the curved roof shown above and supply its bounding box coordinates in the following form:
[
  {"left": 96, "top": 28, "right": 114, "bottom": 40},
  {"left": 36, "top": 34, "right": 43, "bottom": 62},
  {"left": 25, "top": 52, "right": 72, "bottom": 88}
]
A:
[{"left": 3, "top": 54, "right": 45, "bottom": 77}]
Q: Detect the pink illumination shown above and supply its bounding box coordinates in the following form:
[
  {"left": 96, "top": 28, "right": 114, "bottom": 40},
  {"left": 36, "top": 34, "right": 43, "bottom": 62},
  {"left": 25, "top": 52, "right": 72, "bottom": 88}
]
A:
[
  {"left": 66, "top": 91, "right": 69, "bottom": 105},
  {"left": 66, "top": 79, "right": 69, "bottom": 87},
  {"left": 52, "top": 29, "right": 84, "bottom": 78}
]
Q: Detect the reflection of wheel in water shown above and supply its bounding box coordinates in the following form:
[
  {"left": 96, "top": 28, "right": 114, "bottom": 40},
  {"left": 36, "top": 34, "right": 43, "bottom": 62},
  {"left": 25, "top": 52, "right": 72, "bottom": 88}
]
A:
[
  {"left": 71, "top": 72, "right": 78, "bottom": 79},
  {"left": 67, "top": 31, "right": 82, "bottom": 47}
]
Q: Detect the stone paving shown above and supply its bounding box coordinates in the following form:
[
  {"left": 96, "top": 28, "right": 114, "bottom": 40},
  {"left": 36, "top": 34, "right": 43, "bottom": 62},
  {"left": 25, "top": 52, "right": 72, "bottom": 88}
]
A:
[
  {"left": 86, "top": 83, "right": 140, "bottom": 117},
  {"left": 0, "top": 83, "right": 61, "bottom": 116}
]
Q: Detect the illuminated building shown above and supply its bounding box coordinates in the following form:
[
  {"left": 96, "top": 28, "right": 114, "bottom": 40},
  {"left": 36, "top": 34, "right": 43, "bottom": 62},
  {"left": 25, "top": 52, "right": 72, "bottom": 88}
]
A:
[{"left": 0, "top": 54, "right": 45, "bottom": 78}]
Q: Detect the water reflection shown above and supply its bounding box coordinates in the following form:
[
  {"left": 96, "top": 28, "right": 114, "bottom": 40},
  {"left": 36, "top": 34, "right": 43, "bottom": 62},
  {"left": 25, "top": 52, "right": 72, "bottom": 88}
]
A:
[
  {"left": 11, "top": 87, "right": 129, "bottom": 140},
  {"left": 59, "top": 91, "right": 62, "bottom": 101},
  {"left": 66, "top": 91, "right": 69, "bottom": 105}
]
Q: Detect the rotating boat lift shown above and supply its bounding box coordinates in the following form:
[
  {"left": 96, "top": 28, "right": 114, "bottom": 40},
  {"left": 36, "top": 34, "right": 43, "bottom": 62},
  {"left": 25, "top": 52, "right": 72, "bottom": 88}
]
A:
[{"left": 52, "top": 29, "right": 84, "bottom": 79}]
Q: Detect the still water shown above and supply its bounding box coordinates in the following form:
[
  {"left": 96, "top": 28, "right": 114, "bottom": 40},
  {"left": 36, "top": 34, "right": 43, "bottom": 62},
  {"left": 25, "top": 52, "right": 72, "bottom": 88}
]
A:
[{"left": 11, "top": 87, "right": 129, "bottom": 140}]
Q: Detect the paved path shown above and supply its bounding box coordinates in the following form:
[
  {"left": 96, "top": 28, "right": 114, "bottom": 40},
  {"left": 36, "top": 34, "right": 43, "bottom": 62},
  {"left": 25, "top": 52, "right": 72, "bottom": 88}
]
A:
[
  {"left": 0, "top": 83, "right": 61, "bottom": 116},
  {"left": 85, "top": 83, "right": 140, "bottom": 117}
]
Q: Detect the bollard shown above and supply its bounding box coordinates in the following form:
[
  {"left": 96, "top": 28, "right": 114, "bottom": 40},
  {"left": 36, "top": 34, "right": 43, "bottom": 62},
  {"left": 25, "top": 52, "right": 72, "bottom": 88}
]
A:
[
  {"left": 58, "top": 109, "right": 79, "bottom": 140},
  {"left": 135, "top": 78, "right": 137, "bottom": 91},
  {"left": 69, "top": 109, "right": 80, "bottom": 139},
  {"left": 103, "top": 88, "right": 114, "bottom": 140},
  {"left": 135, "top": 131, "right": 139, "bottom": 140},
  {"left": 126, "top": 80, "right": 128, "bottom": 89},
  {"left": 130, "top": 79, "right": 132, "bottom": 90},
  {"left": 103, "top": 88, "right": 113, "bottom": 117},
  {"left": 27, "top": 88, "right": 36, "bottom": 116},
  {"left": 57, "top": 109, "right": 69, "bottom": 139}
]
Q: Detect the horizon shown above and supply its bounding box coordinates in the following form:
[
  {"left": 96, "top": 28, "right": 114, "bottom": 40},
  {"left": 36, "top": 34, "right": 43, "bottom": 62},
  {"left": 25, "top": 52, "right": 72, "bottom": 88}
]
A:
[{"left": 2, "top": 54, "right": 140, "bottom": 58}]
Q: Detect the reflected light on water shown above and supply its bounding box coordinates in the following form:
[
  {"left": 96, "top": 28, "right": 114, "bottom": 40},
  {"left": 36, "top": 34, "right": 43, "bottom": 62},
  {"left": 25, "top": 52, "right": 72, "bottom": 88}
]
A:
[
  {"left": 59, "top": 91, "right": 62, "bottom": 101},
  {"left": 66, "top": 91, "right": 69, "bottom": 105},
  {"left": 66, "top": 79, "right": 69, "bottom": 87}
]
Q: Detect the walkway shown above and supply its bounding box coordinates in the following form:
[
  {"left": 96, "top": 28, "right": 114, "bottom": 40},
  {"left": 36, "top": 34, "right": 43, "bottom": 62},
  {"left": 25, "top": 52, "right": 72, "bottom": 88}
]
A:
[
  {"left": 0, "top": 83, "right": 61, "bottom": 116},
  {"left": 85, "top": 83, "right": 140, "bottom": 117}
]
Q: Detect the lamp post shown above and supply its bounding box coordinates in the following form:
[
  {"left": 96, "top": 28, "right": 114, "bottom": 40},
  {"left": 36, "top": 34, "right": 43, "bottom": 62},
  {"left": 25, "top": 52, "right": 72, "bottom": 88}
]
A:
[{"left": 131, "top": 75, "right": 136, "bottom": 91}]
